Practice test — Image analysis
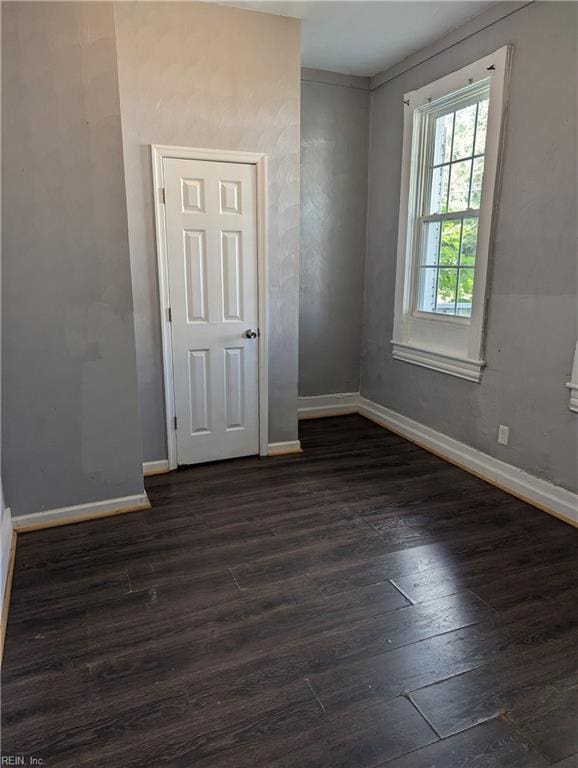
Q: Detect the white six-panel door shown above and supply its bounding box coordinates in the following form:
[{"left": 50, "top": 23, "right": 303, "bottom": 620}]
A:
[{"left": 163, "top": 158, "right": 259, "bottom": 465}]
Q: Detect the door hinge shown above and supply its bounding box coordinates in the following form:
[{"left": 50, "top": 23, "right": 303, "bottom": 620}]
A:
[
  {"left": 167, "top": 307, "right": 172, "bottom": 323},
  {"left": 173, "top": 416, "right": 178, "bottom": 430},
  {"left": 160, "top": 187, "right": 166, "bottom": 205}
]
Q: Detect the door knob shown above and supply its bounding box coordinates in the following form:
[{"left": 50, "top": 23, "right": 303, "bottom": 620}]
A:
[{"left": 244, "top": 329, "right": 258, "bottom": 339}]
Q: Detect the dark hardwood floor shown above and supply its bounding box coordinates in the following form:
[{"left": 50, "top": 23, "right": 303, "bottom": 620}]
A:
[{"left": 2, "top": 415, "right": 577, "bottom": 767}]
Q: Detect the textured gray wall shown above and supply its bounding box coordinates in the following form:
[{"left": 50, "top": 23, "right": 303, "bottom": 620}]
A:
[
  {"left": 114, "top": 2, "right": 301, "bottom": 461},
  {"left": 299, "top": 70, "right": 369, "bottom": 396},
  {"left": 0, "top": 5, "right": 8, "bottom": 590},
  {"left": 2, "top": 2, "right": 144, "bottom": 516},
  {"left": 361, "top": 1, "right": 578, "bottom": 493}
]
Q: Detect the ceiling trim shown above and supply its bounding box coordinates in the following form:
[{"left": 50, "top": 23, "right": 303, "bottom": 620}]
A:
[
  {"left": 370, "top": 0, "right": 533, "bottom": 90},
  {"left": 301, "top": 68, "right": 370, "bottom": 92}
]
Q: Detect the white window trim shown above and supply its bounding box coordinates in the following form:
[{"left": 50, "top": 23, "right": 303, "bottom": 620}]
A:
[{"left": 392, "top": 46, "right": 512, "bottom": 382}]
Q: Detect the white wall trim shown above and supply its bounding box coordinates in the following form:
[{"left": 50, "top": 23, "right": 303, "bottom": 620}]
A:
[
  {"left": 12, "top": 493, "right": 151, "bottom": 532},
  {"left": 151, "top": 144, "right": 269, "bottom": 469},
  {"left": 358, "top": 396, "right": 578, "bottom": 527},
  {"left": 301, "top": 67, "right": 370, "bottom": 92},
  {"left": 298, "top": 392, "right": 360, "bottom": 419},
  {"left": 566, "top": 341, "right": 578, "bottom": 413},
  {"left": 1, "top": 506, "right": 14, "bottom": 616},
  {"left": 0, "top": 506, "right": 12, "bottom": 594},
  {"left": 267, "top": 440, "right": 302, "bottom": 457},
  {"left": 391, "top": 342, "right": 485, "bottom": 382},
  {"left": 143, "top": 460, "right": 170, "bottom": 476},
  {"left": 1, "top": 508, "right": 16, "bottom": 664},
  {"left": 567, "top": 383, "right": 578, "bottom": 413}
]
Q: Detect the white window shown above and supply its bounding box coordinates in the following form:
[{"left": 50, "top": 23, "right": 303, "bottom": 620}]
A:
[{"left": 392, "top": 47, "right": 511, "bottom": 382}]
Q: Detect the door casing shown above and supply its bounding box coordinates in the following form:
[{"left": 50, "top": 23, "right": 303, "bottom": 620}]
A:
[{"left": 151, "top": 145, "right": 269, "bottom": 470}]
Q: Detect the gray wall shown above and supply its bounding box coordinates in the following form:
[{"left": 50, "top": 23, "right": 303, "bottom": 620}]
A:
[
  {"left": 2, "top": 2, "right": 144, "bottom": 516},
  {"left": 113, "top": 2, "right": 301, "bottom": 461},
  {"left": 299, "top": 69, "right": 369, "bottom": 396},
  {"left": 361, "top": 1, "right": 578, "bottom": 493},
  {"left": 0, "top": 4, "right": 8, "bottom": 595}
]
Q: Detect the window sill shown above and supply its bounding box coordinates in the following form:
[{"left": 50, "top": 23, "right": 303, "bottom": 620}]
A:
[
  {"left": 566, "top": 342, "right": 578, "bottom": 413},
  {"left": 391, "top": 341, "right": 485, "bottom": 382},
  {"left": 566, "top": 382, "right": 578, "bottom": 413}
]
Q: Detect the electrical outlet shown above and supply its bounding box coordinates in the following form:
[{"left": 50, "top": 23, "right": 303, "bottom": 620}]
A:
[{"left": 497, "top": 424, "right": 510, "bottom": 446}]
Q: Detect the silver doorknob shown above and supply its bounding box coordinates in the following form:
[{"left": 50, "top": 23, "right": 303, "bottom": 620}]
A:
[{"left": 244, "top": 329, "right": 258, "bottom": 339}]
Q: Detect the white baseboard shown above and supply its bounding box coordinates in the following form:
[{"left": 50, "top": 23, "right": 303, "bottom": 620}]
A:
[
  {"left": 358, "top": 396, "right": 578, "bottom": 527},
  {"left": 1, "top": 506, "right": 13, "bottom": 598},
  {"left": 267, "top": 440, "right": 303, "bottom": 456},
  {"left": 298, "top": 392, "right": 360, "bottom": 419},
  {"left": 1, "top": 507, "right": 16, "bottom": 662},
  {"left": 1, "top": 506, "right": 14, "bottom": 608},
  {"left": 143, "top": 460, "right": 170, "bottom": 476},
  {"left": 13, "top": 493, "right": 151, "bottom": 532}
]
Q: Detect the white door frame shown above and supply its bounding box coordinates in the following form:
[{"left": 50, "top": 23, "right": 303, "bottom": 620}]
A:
[{"left": 151, "top": 144, "right": 269, "bottom": 470}]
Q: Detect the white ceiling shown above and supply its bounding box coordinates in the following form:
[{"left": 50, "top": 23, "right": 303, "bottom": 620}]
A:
[{"left": 217, "top": 1, "right": 497, "bottom": 77}]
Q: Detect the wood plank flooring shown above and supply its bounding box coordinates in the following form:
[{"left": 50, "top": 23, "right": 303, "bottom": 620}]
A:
[{"left": 2, "top": 415, "right": 577, "bottom": 767}]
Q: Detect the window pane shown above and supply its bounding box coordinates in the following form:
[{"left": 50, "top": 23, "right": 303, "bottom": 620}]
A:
[
  {"left": 418, "top": 266, "right": 475, "bottom": 317},
  {"left": 436, "top": 268, "right": 458, "bottom": 314},
  {"left": 460, "top": 218, "right": 478, "bottom": 265},
  {"left": 418, "top": 267, "right": 438, "bottom": 313},
  {"left": 469, "top": 156, "right": 485, "bottom": 208},
  {"left": 457, "top": 268, "right": 475, "bottom": 316},
  {"left": 429, "top": 165, "right": 450, "bottom": 214},
  {"left": 422, "top": 222, "right": 441, "bottom": 266},
  {"left": 474, "top": 98, "right": 489, "bottom": 155},
  {"left": 439, "top": 220, "right": 461, "bottom": 265},
  {"left": 433, "top": 112, "right": 454, "bottom": 165},
  {"left": 452, "top": 103, "right": 477, "bottom": 161},
  {"left": 447, "top": 159, "right": 472, "bottom": 212}
]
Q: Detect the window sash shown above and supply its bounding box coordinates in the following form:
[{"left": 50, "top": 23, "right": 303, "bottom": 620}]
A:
[
  {"left": 412, "top": 217, "right": 477, "bottom": 320},
  {"left": 411, "top": 85, "right": 490, "bottom": 320},
  {"left": 421, "top": 91, "right": 489, "bottom": 217},
  {"left": 420, "top": 209, "right": 479, "bottom": 224}
]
